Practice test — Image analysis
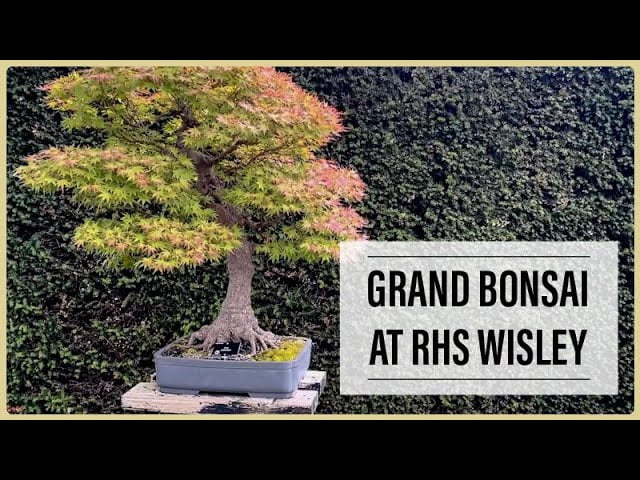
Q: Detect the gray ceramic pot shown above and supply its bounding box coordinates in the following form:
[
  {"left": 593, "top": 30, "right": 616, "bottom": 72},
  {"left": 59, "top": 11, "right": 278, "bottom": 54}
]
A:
[{"left": 154, "top": 338, "right": 312, "bottom": 398}]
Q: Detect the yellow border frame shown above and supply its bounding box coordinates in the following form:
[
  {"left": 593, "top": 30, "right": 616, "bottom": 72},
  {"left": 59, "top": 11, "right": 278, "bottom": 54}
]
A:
[{"left": 0, "top": 59, "right": 637, "bottom": 419}]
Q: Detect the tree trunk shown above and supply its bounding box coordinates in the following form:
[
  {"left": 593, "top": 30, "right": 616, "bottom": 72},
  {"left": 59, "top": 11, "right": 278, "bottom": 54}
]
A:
[{"left": 188, "top": 239, "right": 279, "bottom": 354}]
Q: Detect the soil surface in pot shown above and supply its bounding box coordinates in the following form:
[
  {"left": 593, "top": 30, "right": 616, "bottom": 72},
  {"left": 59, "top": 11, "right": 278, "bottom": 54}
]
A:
[{"left": 162, "top": 337, "right": 306, "bottom": 362}]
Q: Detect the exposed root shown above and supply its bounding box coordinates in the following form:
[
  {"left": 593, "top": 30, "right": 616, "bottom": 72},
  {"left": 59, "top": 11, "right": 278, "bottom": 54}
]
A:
[{"left": 187, "top": 321, "right": 281, "bottom": 356}]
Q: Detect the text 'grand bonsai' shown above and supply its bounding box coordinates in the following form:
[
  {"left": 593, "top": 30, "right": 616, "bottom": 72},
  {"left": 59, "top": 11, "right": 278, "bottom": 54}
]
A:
[{"left": 16, "top": 67, "right": 367, "bottom": 354}]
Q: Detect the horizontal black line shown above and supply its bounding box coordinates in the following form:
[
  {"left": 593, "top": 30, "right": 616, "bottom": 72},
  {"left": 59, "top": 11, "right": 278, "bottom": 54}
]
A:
[
  {"left": 367, "top": 378, "right": 590, "bottom": 381},
  {"left": 366, "top": 255, "right": 591, "bottom": 258}
]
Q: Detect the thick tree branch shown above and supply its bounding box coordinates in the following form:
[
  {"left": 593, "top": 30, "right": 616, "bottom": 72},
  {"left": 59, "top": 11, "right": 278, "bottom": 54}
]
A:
[{"left": 171, "top": 98, "right": 259, "bottom": 230}]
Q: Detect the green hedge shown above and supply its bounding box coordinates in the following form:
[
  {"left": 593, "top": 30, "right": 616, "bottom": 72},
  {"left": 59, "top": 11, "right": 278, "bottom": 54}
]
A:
[{"left": 7, "top": 66, "right": 634, "bottom": 414}]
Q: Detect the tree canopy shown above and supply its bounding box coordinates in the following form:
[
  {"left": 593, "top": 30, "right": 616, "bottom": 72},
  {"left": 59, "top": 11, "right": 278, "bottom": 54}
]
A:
[{"left": 16, "top": 67, "right": 367, "bottom": 271}]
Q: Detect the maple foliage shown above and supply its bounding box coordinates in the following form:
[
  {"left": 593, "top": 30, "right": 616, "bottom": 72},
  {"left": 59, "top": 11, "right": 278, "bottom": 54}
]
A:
[{"left": 16, "top": 67, "right": 367, "bottom": 271}]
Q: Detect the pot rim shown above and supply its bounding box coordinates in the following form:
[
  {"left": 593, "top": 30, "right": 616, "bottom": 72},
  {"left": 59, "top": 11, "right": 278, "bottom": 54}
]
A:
[{"left": 154, "top": 336, "right": 312, "bottom": 369}]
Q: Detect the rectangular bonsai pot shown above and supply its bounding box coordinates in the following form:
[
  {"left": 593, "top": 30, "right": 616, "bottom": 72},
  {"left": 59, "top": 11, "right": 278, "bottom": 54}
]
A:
[{"left": 154, "top": 338, "right": 312, "bottom": 398}]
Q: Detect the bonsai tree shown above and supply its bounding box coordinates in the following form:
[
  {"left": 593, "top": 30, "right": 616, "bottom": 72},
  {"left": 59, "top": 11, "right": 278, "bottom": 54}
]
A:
[{"left": 16, "top": 67, "right": 366, "bottom": 355}]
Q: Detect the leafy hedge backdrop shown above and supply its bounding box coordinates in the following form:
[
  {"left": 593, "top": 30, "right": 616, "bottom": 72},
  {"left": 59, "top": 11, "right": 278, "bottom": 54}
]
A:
[{"left": 7, "top": 67, "right": 634, "bottom": 414}]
